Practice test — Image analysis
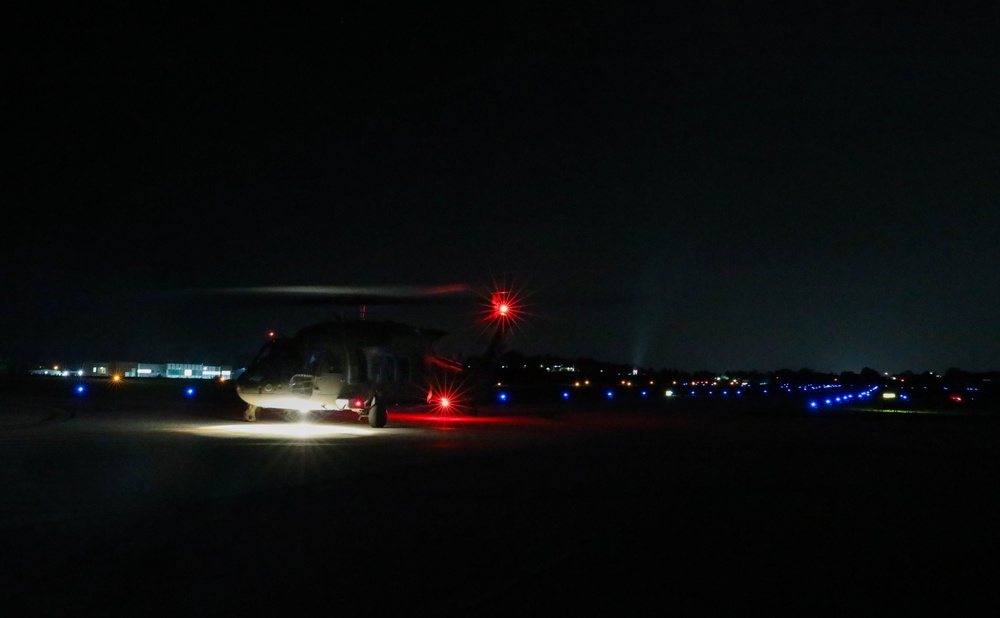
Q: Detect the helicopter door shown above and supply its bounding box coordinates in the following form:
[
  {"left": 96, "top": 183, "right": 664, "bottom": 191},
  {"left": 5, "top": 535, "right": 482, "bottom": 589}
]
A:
[
  {"left": 311, "top": 347, "right": 349, "bottom": 402},
  {"left": 347, "top": 349, "right": 367, "bottom": 384},
  {"left": 368, "top": 351, "right": 413, "bottom": 401},
  {"left": 368, "top": 352, "right": 394, "bottom": 384}
]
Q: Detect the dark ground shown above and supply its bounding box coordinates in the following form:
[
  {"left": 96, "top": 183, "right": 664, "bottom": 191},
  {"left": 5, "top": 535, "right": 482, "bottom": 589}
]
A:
[{"left": 1, "top": 376, "right": 999, "bottom": 615}]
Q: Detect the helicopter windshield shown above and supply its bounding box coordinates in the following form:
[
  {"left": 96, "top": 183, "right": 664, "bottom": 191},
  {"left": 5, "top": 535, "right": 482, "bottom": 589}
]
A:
[
  {"left": 245, "top": 339, "right": 352, "bottom": 379},
  {"left": 245, "top": 339, "right": 305, "bottom": 378}
]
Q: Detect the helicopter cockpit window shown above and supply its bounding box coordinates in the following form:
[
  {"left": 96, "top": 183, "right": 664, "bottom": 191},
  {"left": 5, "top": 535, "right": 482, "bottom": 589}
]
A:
[
  {"left": 325, "top": 350, "right": 344, "bottom": 374},
  {"left": 304, "top": 350, "right": 319, "bottom": 373},
  {"left": 303, "top": 348, "right": 344, "bottom": 375},
  {"left": 247, "top": 340, "right": 303, "bottom": 377}
]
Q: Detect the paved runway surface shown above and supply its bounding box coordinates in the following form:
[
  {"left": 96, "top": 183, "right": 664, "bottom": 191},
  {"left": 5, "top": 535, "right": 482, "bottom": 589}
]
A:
[{"left": 2, "top": 377, "right": 999, "bottom": 615}]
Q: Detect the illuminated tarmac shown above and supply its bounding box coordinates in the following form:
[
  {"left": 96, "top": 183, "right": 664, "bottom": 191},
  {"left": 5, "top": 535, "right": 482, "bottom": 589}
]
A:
[{"left": 2, "top": 381, "right": 1000, "bottom": 615}]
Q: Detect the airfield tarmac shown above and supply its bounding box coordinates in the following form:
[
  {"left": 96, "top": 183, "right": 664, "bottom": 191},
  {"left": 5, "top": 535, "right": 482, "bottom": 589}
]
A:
[{"left": 2, "top": 377, "right": 999, "bottom": 615}]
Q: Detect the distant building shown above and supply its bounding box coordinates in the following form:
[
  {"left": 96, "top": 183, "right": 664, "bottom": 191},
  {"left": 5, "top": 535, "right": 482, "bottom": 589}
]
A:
[
  {"left": 546, "top": 364, "right": 577, "bottom": 372},
  {"left": 29, "top": 367, "right": 85, "bottom": 377},
  {"left": 81, "top": 362, "right": 232, "bottom": 380},
  {"left": 164, "top": 363, "right": 231, "bottom": 380}
]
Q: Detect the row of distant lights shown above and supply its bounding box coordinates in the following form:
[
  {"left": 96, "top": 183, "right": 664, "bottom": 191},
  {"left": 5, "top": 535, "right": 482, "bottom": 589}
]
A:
[
  {"left": 807, "top": 386, "right": 902, "bottom": 409},
  {"left": 479, "top": 381, "right": 966, "bottom": 407},
  {"left": 495, "top": 378, "right": 760, "bottom": 403},
  {"left": 681, "top": 380, "right": 760, "bottom": 398},
  {"left": 73, "top": 375, "right": 202, "bottom": 398},
  {"left": 492, "top": 381, "right": 906, "bottom": 406},
  {"left": 496, "top": 378, "right": 656, "bottom": 403},
  {"left": 75, "top": 386, "right": 199, "bottom": 397},
  {"left": 497, "top": 388, "right": 655, "bottom": 402}
]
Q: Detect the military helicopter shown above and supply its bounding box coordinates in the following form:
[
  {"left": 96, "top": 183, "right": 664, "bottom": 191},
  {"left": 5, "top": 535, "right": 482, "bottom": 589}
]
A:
[{"left": 223, "top": 284, "right": 524, "bottom": 427}]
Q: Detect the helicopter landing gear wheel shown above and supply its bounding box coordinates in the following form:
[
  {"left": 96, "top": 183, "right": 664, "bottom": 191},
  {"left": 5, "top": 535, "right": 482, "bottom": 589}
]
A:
[
  {"left": 369, "top": 402, "right": 387, "bottom": 428},
  {"left": 282, "top": 409, "right": 307, "bottom": 422},
  {"left": 243, "top": 405, "right": 259, "bottom": 422}
]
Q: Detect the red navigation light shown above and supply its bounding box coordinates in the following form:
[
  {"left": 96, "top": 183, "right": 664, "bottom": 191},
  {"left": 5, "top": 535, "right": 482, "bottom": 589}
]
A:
[
  {"left": 486, "top": 288, "right": 524, "bottom": 328},
  {"left": 353, "top": 398, "right": 365, "bottom": 408},
  {"left": 427, "top": 380, "right": 469, "bottom": 416}
]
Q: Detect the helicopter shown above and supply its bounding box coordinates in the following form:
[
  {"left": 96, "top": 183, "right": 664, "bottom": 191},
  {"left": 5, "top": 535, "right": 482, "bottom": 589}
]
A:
[{"left": 225, "top": 284, "right": 524, "bottom": 427}]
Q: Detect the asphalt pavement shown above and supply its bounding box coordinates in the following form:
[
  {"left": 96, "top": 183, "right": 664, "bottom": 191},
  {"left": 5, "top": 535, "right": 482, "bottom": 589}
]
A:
[{"left": 2, "top": 378, "right": 999, "bottom": 615}]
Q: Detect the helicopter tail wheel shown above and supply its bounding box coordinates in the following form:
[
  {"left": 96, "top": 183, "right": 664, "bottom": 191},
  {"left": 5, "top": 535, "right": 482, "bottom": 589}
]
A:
[{"left": 369, "top": 402, "right": 387, "bottom": 428}]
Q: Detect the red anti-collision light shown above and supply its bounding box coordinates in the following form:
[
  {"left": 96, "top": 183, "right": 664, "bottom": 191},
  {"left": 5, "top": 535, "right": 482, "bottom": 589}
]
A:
[{"left": 488, "top": 289, "right": 523, "bottom": 327}]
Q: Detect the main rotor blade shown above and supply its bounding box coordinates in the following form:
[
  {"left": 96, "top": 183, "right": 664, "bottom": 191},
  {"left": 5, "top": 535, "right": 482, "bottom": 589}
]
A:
[{"left": 167, "top": 284, "right": 476, "bottom": 306}]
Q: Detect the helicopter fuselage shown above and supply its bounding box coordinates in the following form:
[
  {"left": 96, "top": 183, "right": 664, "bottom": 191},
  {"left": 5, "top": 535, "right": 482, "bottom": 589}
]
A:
[{"left": 235, "top": 320, "right": 461, "bottom": 427}]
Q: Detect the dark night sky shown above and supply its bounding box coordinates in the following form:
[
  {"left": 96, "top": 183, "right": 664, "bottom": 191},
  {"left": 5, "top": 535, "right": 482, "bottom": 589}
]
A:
[{"left": 5, "top": 2, "right": 1000, "bottom": 373}]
